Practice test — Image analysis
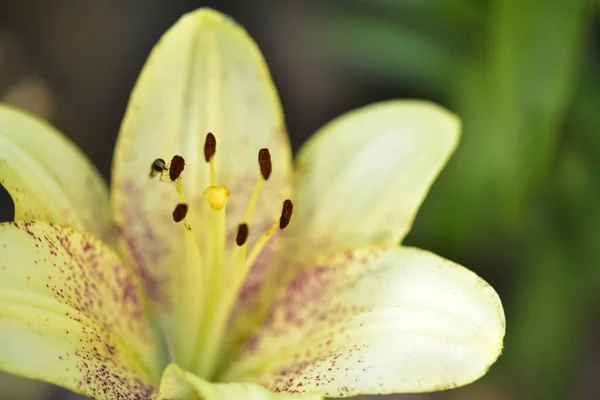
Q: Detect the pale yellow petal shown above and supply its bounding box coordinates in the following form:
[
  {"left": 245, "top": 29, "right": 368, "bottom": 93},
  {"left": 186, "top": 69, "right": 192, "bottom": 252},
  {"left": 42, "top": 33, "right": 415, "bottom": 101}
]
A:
[
  {"left": 157, "top": 364, "right": 321, "bottom": 400},
  {"left": 0, "top": 104, "right": 112, "bottom": 242},
  {"left": 0, "top": 221, "right": 161, "bottom": 399},
  {"left": 224, "top": 247, "right": 504, "bottom": 396},
  {"left": 293, "top": 100, "right": 459, "bottom": 250},
  {"left": 228, "top": 101, "right": 460, "bottom": 354},
  {"left": 111, "top": 8, "right": 291, "bottom": 361}
]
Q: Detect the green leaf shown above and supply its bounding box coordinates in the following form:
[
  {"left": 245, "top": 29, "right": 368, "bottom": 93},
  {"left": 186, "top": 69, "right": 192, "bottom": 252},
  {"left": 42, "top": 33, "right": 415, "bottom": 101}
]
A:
[
  {"left": 416, "top": 0, "right": 590, "bottom": 247},
  {"left": 316, "top": 11, "right": 464, "bottom": 94},
  {"left": 347, "top": 0, "right": 488, "bottom": 27}
]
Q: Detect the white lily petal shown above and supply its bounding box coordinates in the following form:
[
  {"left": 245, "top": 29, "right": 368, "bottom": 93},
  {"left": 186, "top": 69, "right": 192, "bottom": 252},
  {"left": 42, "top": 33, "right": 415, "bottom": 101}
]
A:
[
  {"left": 111, "top": 9, "right": 291, "bottom": 366},
  {"left": 0, "top": 104, "right": 112, "bottom": 241},
  {"left": 225, "top": 247, "right": 504, "bottom": 396},
  {"left": 293, "top": 100, "right": 459, "bottom": 250},
  {"left": 0, "top": 221, "right": 160, "bottom": 399},
  {"left": 230, "top": 101, "right": 460, "bottom": 356}
]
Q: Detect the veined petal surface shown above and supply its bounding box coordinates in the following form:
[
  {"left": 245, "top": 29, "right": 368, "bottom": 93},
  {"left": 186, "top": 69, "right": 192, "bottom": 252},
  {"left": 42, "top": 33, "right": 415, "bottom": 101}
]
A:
[
  {"left": 293, "top": 100, "right": 459, "bottom": 251},
  {"left": 157, "top": 364, "right": 321, "bottom": 400},
  {"left": 230, "top": 101, "right": 460, "bottom": 351},
  {"left": 0, "top": 104, "right": 112, "bottom": 242},
  {"left": 225, "top": 247, "right": 504, "bottom": 397},
  {"left": 111, "top": 8, "right": 291, "bottom": 358},
  {"left": 0, "top": 221, "right": 160, "bottom": 399}
]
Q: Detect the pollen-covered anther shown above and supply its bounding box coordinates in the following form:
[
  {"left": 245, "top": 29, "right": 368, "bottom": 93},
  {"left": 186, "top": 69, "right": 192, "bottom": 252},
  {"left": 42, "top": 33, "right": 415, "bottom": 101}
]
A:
[
  {"left": 258, "top": 148, "right": 272, "bottom": 180},
  {"left": 204, "top": 132, "right": 217, "bottom": 162},
  {"left": 279, "top": 199, "right": 293, "bottom": 229},
  {"left": 172, "top": 203, "right": 189, "bottom": 223},
  {"left": 169, "top": 155, "right": 186, "bottom": 181},
  {"left": 236, "top": 223, "right": 249, "bottom": 247},
  {"left": 203, "top": 185, "right": 230, "bottom": 211}
]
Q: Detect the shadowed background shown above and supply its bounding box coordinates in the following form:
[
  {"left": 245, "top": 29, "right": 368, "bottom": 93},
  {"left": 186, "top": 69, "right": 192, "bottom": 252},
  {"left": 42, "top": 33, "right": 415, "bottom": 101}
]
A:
[{"left": 0, "top": 0, "right": 599, "bottom": 399}]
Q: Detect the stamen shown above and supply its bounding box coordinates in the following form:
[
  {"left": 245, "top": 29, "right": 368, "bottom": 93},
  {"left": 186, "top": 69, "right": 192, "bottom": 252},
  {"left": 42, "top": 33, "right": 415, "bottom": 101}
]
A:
[
  {"left": 241, "top": 148, "right": 273, "bottom": 223},
  {"left": 203, "top": 185, "right": 230, "bottom": 211},
  {"left": 169, "top": 155, "right": 186, "bottom": 181},
  {"left": 236, "top": 223, "right": 249, "bottom": 247},
  {"left": 204, "top": 132, "right": 217, "bottom": 186},
  {"left": 148, "top": 154, "right": 204, "bottom": 369},
  {"left": 191, "top": 137, "right": 294, "bottom": 378},
  {"left": 204, "top": 132, "right": 217, "bottom": 162},
  {"left": 279, "top": 199, "right": 293, "bottom": 229},
  {"left": 167, "top": 156, "right": 193, "bottom": 232},
  {"left": 149, "top": 158, "right": 167, "bottom": 178},
  {"left": 172, "top": 203, "right": 189, "bottom": 223},
  {"left": 245, "top": 199, "right": 294, "bottom": 271},
  {"left": 258, "top": 148, "right": 272, "bottom": 180}
]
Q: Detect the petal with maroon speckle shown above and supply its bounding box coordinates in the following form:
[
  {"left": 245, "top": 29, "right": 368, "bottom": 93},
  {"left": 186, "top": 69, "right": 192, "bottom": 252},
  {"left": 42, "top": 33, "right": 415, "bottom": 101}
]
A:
[
  {"left": 224, "top": 247, "right": 505, "bottom": 396},
  {"left": 0, "top": 221, "right": 161, "bottom": 400},
  {"left": 157, "top": 364, "right": 321, "bottom": 400},
  {"left": 229, "top": 102, "right": 461, "bottom": 344},
  {"left": 111, "top": 8, "right": 291, "bottom": 362},
  {"left": 0, "top": 104, "right": 113, "bottom": 243}
]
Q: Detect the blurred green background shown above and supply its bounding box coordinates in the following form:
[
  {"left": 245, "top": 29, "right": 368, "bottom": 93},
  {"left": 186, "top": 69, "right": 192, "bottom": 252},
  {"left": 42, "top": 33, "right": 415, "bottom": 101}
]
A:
[{"left": 0, "top": 0, "right": 599, "bottom": 399}]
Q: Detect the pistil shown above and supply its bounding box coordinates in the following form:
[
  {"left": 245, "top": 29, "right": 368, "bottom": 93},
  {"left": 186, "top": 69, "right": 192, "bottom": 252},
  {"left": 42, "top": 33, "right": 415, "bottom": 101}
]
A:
[{"left": 152, "top": 136, "right": 294, "bottom": 380}]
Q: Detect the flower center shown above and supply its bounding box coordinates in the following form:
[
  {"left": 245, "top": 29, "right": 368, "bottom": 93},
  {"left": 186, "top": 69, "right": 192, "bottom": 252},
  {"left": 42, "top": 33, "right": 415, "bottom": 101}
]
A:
[{"left": 149, "top": 133, "right": 293, "bottom": 379}]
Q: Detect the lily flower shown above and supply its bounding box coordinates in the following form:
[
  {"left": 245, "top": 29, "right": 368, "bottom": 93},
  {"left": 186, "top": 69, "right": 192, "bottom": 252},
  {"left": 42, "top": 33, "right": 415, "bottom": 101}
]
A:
[{"left": 0, "top": 8, "right": 505, "bottom": 400}]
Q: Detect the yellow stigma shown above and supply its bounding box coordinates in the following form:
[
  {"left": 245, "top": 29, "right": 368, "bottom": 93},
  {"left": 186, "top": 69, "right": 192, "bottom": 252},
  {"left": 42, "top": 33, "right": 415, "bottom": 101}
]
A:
[{"left": 203, "top": 185, "right": 230, "bottom": 211}]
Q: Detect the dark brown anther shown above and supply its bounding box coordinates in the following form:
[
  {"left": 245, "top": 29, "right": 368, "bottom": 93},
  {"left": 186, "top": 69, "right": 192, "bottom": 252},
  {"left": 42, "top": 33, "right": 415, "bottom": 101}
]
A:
[
  {"left": 149, "top": 158, "right": 167, "bottom": 178},
  {"left": 169, "top": 155, "right": 185, "bottom": 181},
  {"left": 258, "top": 148, "right": 272, "bottom": 180},
  {"left": 172, "top": 203, "right": 189, "bottom": 223},
  {"left": 279, "top": 199, "right": 293, "bottom": 229},
  {"left": 204, "top": 132, "right": 217, "bottom": 162},
  {"left": 236, "top": 223, "right": 249, "bottom": 246}
]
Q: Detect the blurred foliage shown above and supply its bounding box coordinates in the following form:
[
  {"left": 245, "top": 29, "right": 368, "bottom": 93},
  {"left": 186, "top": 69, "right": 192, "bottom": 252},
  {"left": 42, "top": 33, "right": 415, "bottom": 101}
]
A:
[
  {"left": 0, "top": 373, "right": 49, "bottom": 399},
  {"left": 311, "top": 0, "right": 600, "bottom": 399}
]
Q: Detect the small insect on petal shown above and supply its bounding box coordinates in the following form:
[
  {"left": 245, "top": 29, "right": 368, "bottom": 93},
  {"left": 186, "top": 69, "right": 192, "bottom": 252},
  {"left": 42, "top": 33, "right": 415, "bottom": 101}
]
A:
[
  {"left": 258, "top": 148, "right": 272, "bottom": 180},
  {"left": 279, "top": 199, "right": 293, "bottom": 229},
  {"left": 169, "top": 155, "right": 185, "bottom": 181},
  {"left": 236, "top": 223, "right": 249, "bottom": 246},
  {"left": 149, "top": 158, "right": 167, "bottom": 178},
  {"left": 172, "top": 203, "right": 189, "bottom": 223},
  {"left": 204, "top": 132, "right": 217, "bottom": 162}
]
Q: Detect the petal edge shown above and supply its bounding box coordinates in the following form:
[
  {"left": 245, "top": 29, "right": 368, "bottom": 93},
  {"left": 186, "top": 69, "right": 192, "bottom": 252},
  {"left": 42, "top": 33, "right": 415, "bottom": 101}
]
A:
[
  {"left": 0, "top": 104, "right": 112, "bottom": 241},
  {"left": 0, "top": 221, "right": 160, "bottom": 399},
  {"left": 227, "top": 246, "right": 504, "bottom": 396},
  {"left": 293, "top": 100, "right": 460, "bottom": 250}
]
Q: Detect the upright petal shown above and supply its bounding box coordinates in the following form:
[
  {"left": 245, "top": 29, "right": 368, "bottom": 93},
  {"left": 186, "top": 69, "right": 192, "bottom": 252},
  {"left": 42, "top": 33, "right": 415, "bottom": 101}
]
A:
[
  {"left": 224, "top": 247, "right": 504, "bottom": 397},
  {"left": 228, "top": 101, "right": 460, "bottom": 352},
  {"left": 0, "top": 221, "right": 161, "bottom": 399},
  {"left": 157, "top": 364, "right": 320, "bottom": 400},
  {"left": 0, "top": 104, "right": 112, "bottom": 242},
  {"left": 111, "top": 7, "right": 291, "bottom": 340},
  {"left": 293, "top": 101, "right": 459, "bottom": 251}
]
